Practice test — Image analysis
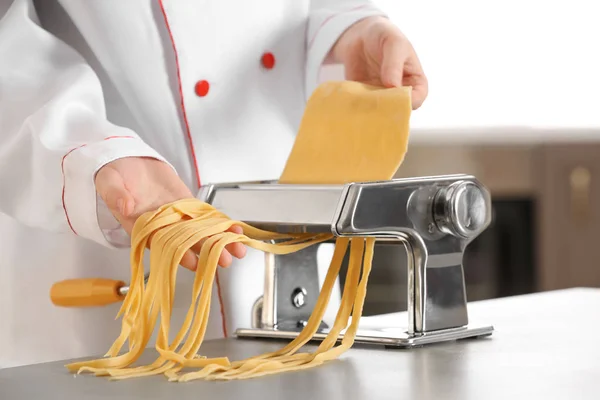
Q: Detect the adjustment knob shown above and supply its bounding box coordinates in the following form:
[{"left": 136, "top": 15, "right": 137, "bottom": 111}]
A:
[{"left": 433, "top": 181, "right": 489, "bottom": 239}]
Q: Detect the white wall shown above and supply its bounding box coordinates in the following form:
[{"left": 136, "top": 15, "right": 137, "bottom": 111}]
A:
[{"left": 372, "top": 0, "right": 600, "bottom": 130}]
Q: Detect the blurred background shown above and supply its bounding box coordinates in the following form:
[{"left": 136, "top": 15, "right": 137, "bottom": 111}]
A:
[{"left": 340, "top": 0, "right": 600, "bottom": 315}]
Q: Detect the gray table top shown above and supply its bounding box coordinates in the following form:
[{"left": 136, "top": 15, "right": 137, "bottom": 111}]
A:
[{"left": 1, "top": 287, "right": 599, "bottom": 400}]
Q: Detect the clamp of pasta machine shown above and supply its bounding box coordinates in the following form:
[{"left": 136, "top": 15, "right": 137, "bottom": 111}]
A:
[{"left": 198, "top": 174, "right": 494, "bottom": 347}]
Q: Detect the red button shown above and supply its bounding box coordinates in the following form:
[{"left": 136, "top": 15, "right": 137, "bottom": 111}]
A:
[
  {"left": 261, "top": 52, "right": 276, "bottom": 69},
  {"left": 195, "top": 80, "right": 210, "bottom": 97}
]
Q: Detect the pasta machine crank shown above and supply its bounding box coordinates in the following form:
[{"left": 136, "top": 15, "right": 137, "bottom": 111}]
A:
[{"left": 198, "top": 174, "right": 494, "bottom": 347}]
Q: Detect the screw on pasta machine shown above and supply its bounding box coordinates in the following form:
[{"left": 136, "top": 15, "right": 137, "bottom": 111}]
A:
[
  {"left": 297, "top": 320, "right": 308, "bottom": 328},
  {"left": 291, "top": 287, "right": 307, "bottom": 308}
]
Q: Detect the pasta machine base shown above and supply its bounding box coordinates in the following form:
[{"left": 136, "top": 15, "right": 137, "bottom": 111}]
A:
[
  {"left": 199, "top": 174, "right": 495, "bottom": 347},
  {"left": 235, "top": 324, "right": 494, "bottom": 348}
]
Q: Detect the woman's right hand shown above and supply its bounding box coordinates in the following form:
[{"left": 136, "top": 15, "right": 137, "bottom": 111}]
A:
[{"left": 94, "top": 157, "right": 246, "bottom": 270}]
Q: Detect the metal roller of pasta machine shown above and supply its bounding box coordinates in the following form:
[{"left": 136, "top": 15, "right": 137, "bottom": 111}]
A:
[{"left": 198, "top": 174, "right": 494, "bottom": 347}]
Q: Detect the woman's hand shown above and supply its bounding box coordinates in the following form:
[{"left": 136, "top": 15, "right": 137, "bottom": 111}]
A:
[
  {"left": 331, "top": 16, "right": 428, "bottom": 109},
  {"left": 94, "top": 157, "right": 246, "bottom": 270}
]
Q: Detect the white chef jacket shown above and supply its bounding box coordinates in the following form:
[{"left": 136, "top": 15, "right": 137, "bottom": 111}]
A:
[{"left": 0, "top": 0, "right": 386, "bottom": 368}]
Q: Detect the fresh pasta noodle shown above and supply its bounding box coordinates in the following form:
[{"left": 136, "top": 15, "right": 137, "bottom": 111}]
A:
[
  {"left": 65, "top": 81, "right": 411, "bottom": 381},
  {"left": 65, "top": 201, "right": 374, "bottom": 381}
]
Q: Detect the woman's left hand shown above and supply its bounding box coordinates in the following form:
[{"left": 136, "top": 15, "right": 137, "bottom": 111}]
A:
[{"left": 331, "top": 16, "right": 428, "bottom": 110}]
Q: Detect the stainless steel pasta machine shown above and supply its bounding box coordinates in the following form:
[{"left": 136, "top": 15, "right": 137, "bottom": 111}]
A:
[{"left": 198, "top": 174, "right": 494, "bottom": 347}]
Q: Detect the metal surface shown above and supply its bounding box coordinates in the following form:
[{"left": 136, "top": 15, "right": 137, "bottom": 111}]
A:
[
  {"left": 250, "top": 296, "right": 263, "bottom": 329},
  {"left": 198, "top": 175, "right": 490, "bottom": 238},
  {"left": 198, "top": 180, "right": 345, "bottom": 233},
  {"left": 235, "top": 323, "right": 493, "bottom": 347},
  {"left": 2, "top": 288, "right": 599, "bottom": 400},
  {"left": 329, "top": 175, "right": 491, "bottom": 334},
  {"left": 201, "top": 174, "right": 493, "bottom": 345},
  {"left": 271, "top": 245, "right": 324, "bottom": 331}
]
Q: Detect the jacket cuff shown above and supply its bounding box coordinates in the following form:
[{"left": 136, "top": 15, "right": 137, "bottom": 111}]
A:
[
  {"left": 61, "top": 136, "right": 172, "bottom": 248},
  {"left": 305, "top": 5, "right": 387, "bottom": 100}
]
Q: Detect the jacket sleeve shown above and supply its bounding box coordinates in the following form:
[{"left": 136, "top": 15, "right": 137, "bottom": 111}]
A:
[
  {"left": 0, "top": 0, "right": 170, "bottom": 248},
  {"left": 305, "top": 0, "right": 387, "bottom": 99}
]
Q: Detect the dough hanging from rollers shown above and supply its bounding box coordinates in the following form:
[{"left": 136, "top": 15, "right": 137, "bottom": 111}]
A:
[{"left": 64, "top": 81, "right": 412, "bottom": 381}]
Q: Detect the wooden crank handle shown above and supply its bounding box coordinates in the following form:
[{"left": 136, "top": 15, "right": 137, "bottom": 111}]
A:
[{"left": 50, "top": 278, "right": 126, "bottom": 307}]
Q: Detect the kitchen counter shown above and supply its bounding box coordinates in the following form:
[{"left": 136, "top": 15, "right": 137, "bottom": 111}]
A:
[{"left": 1, "top": 288, "right": 599, "bottom": 400}]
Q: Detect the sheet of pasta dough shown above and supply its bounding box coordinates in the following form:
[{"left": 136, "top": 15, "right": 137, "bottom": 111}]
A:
[{"left": 279, "top": 81, "right": 412, "bottom": 184}]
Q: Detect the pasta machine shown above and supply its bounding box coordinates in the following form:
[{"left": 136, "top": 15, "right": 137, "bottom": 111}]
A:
[{"left": 198, "top": 174, "right": 494, "bottom": 347}]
